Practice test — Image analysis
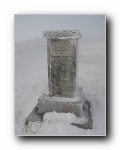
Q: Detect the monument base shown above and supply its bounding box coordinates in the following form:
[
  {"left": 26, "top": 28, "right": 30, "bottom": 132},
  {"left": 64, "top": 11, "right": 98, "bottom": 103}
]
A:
[
  {"left": 38, "top": 86, "right": 83, "bottom": 117},
  {"left": 25, "top": 86, "right": 93, "bottom": 130},
  {"left": 25, "top": 100, "right": 93, "bottom": 130}
]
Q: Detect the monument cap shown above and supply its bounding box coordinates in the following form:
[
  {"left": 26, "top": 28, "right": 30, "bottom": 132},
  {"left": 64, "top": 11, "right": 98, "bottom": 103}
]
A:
[{"left": 43, "top": 30, "right": 81, "bottom": 38}]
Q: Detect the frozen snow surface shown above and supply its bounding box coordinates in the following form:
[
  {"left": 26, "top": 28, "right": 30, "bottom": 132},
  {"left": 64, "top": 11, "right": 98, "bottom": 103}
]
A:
[
  {"left": 15, "top": 37, "right": 105, "bottom": 136},
  {"left": 22, "top": 112, "right": 89, "bottom": 136}
]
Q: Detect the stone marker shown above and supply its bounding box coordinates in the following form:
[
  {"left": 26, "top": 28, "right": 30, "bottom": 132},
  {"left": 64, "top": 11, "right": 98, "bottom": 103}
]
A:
[
  {"left": 25, "top": 30, "right": 93, "bottom": 129},
  {"left": 38, "top": 30, "right": 83, "bottom": 117},
  {"left": 45, "top": 30, "right": 80, "bottom": 98}
]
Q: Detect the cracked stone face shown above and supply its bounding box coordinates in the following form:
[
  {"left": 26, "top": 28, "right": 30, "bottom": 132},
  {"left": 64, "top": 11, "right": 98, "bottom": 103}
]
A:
[{"left": 44, "top": 30, "right": 80, "bottom": 98}]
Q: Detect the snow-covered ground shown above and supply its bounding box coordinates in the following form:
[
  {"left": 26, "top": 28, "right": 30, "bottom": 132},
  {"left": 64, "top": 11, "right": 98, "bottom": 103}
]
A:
[{"left": 15, "top": 37, "right": 105, "bottom": 136}]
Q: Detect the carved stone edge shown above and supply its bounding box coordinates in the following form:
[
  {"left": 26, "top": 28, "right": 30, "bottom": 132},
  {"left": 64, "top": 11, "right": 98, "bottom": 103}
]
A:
[
  {"left": 43, "top": 30, "right": 81, "bottom": 38},
  {"left": 71, "top": 101, "right": 93, "bottom": 129}
]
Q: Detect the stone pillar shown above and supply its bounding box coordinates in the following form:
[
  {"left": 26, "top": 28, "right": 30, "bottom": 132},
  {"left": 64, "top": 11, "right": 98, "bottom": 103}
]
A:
[
  {"left": 26, "top": 30, "right": 92, "bottom": 125},
  {"left": 43, "top": 30, "right": 81, "bottom": 98},
  {"left": 38, "top": 30, "right": 83, "bottom": 117}
]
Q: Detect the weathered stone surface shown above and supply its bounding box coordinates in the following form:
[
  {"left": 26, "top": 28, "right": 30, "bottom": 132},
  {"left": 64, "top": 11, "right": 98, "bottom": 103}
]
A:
[
  {"left": 38, "top": 99, "right": 82, "bottom": 117},
  {"left": 38, "top": 86, "right": 83, "bottom": 117},
  {"left": 40, "top": 86, "right": 82, "bottom": 102},
  {"left": 44, "top": 30, "right": 81, "bottom": 98},
  {"left": 25, "top": 100, "right": 93, "bottom": 130},
  {"left": 25, "top": 105, "right": 43, "bottom": 125},
  {"left": 71, "top": 101, "right": 93, "bottom": 129}
]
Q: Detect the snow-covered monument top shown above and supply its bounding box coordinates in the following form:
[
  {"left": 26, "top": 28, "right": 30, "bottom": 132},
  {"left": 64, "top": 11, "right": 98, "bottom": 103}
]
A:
[{"left": 43, "top": 30, "right": 81, "bottom": 38}]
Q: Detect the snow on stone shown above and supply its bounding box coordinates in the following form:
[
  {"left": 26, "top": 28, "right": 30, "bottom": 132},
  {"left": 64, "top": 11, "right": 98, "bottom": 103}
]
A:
[
  {"left": 22, "top": 112, "right": 90, "bottom": 136},
  {"left": 43, "top": 111, "right": 87, "bottom": 124}
]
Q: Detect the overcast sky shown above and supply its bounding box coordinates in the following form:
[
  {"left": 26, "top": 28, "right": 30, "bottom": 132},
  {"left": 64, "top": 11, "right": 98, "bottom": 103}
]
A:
[{"left": 15, "top": 15, "right": 105, "bottom": 46}]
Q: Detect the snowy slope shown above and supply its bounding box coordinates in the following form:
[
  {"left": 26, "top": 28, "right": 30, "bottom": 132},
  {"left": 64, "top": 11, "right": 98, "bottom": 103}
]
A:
[{"left": 15, "top": 37, "right": 105, "bottom": 136}]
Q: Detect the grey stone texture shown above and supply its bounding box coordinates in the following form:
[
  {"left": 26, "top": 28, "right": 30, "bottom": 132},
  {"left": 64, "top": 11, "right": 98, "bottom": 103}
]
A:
[
  {"left": 38, "top": 86, "right": 83, "bottom": 117},
  {"left": 38, "top": 99, "right": 82, "bottom": 117},
  {"left": 44, "top": 30, "right": 81, "bottom": 98},
  {"left": 25, "top": 100, "right": 93, "bottom": 129},
  {"left": 25, "top": 106, "right": 43, "bottom": 125},
  {"left": 71, "top": 101, "right": 93, "bottom": 129}
]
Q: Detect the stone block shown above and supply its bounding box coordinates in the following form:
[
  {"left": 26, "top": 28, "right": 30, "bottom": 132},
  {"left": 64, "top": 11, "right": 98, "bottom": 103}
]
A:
[
  {"left": 38, "top": 86, "right": 83, "bottom": 117},
  {"left": 25, "top": 100, "right": 93, "bottom": 130}
]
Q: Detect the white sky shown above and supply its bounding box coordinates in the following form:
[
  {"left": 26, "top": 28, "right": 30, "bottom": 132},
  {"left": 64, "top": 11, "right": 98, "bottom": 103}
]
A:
[{"left": 15, "top": 15, "right": 105, "bottom": 46}]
